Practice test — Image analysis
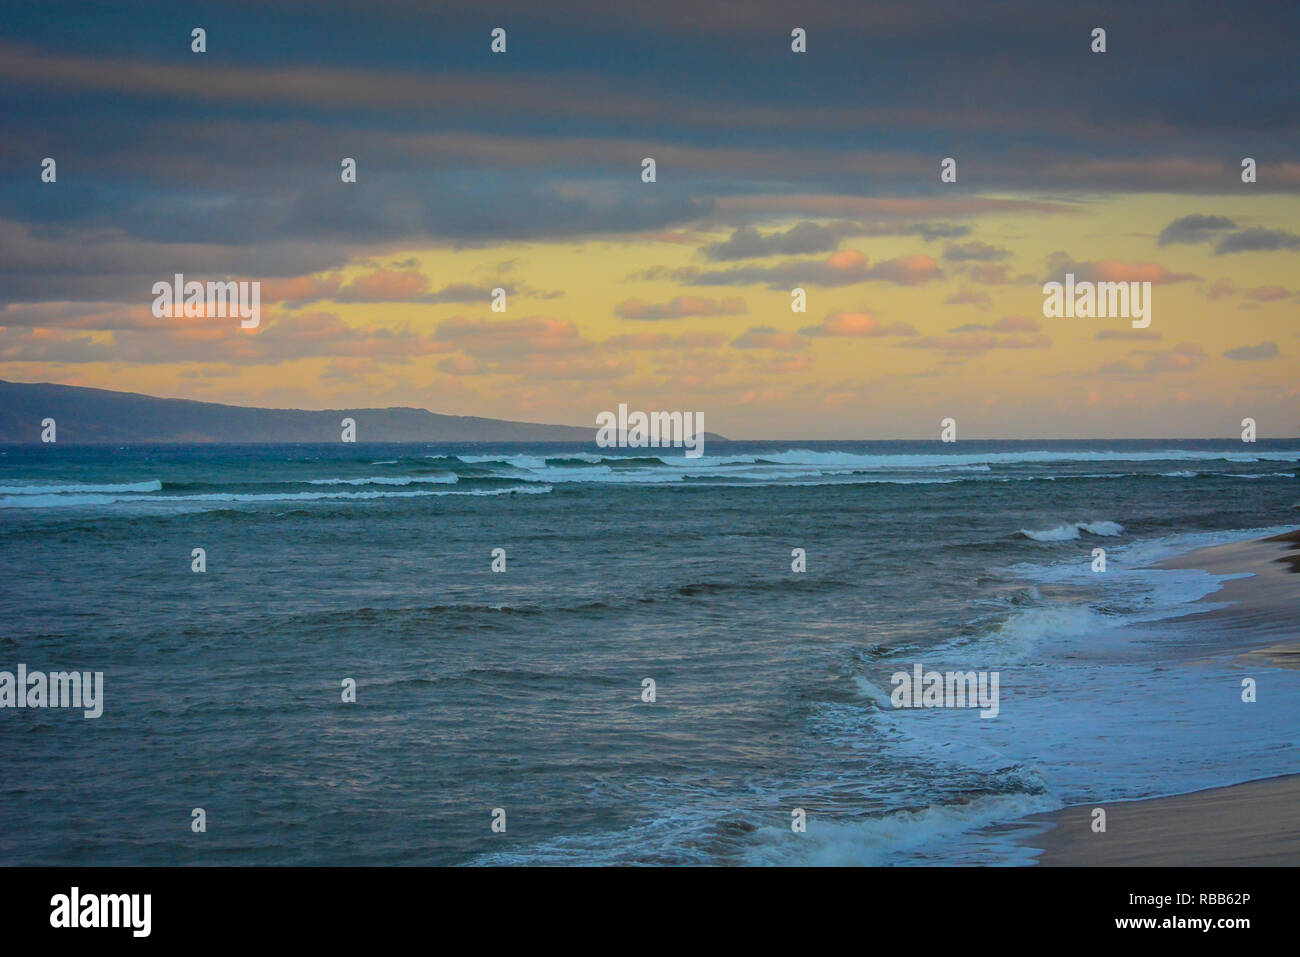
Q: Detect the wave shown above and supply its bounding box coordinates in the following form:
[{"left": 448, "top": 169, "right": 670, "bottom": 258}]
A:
[
  {"left": 0, "top": 484, "right": 550, "bottom": 510},
  {"left": 0, "top": 480, "right": 162, "bottom": 495},
  {"left": 306, "top": 474, "right": 457, "bottom": 486},
  {"left": 742, "top": 792, "right": 1058, "bottom": 866},
  {"left": 1019, "top": 520, "right": 1124, "bottom": 542},
  {"left": 733, "top": 448, "right": 1300, "bottom": 469},
  {"left": 399, "top": 447, "right": 1300, "bottom": 489}
]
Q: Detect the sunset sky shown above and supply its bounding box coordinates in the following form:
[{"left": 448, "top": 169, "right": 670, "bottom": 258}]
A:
[{"left": 1, "top": 0, "right": 1296, "bottom": 438}]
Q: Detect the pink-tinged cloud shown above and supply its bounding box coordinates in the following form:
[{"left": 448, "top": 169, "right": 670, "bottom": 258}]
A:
[
  {"left": 1099, "top": 341, "right": 1206, "bottom": 377},
  {"left": 870, "top": 255, "right": 943, "bottom": 284},
  {"left": 731, "top": 326, "right": 809, "bottom": 351},
  {"left": 260, "top": 275, "right": 344, "bottom": 303},
  {"left": 1247, "top": 286, "right": 1290, "bottom": 301},
  {"left": 436, "top": 316, "right": 588, "bottom": 356},
  {"left": 1094, "top": 261, "right": 1197, "bottom": 284},
  {"left": 614, "top": 295, "right": 747, "bottom": 319},
  {"left": 968, "top": 263, "right": 1013, "bottom": 285},
  {"left": 0, "top": 310, "right": 452, "bottom": 364},
  {"left": 799, "top": 312, "right": 918, "bottom": 338},
  {"left": 605, "top": 332, "right": 677, "bottom": 350},
  {"left": 1202, "top": 278, "right": 1239, "bottom": 301},
  {"left": 827, "top": 250, "right": 866, "bottom": 270},
  {"left": 340, "top": 269, "right": 428, "bottom": 301},
  {"left": 682, "top": 331, "right": 728, "bottom": 348},
  {"left": 1145, "top": 341, "right": 1206, "bottom": 371},
  {"left": 1056, "top": 259, "right": 1199, "bottom": 285}
]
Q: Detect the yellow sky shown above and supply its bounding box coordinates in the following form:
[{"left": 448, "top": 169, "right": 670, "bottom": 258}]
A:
[{"left": 9, "top": 192, "right": 1298, "bottom": 439}]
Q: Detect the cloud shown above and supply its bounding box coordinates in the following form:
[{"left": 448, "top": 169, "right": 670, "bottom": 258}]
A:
[
  {"left": 1224, "top": 341, "right": 1280, "bottom": 361},
  {"left": 944, "top": 288, "right": 994, "bottom": 309},
  {"left": 943, "top": 240, "right": 1011, "bottom": 262},
  {"left": 1246, "top": 285, "right": 1291, "bottom": 301},
  {"left": 614, "top": 296, "right": 747, "bottom": 320},
  {"left": 1215, "top": 228, "right": 1300, "bottom": 255},
  {"left": 1157, "top": 214, "right": 1237, "bottom": 245},
  {"left": 1100, "top": 342, "right": 1206, "bottom": 377},
  {"left": 261, "top": 275, "right": 345, "bottom": 304},
  {"left": 731, "top": 326, "right": 809, "bottom": 351},
  {"left": 0, "top": 310, "right": 453, "bottom": 365},
  {"left": 1094, "top": 329, "right": 1163, "bottom": 341},
  {"left": 1144, "top": 342, "right": 1207, "bottom": 372},
  {"left": 703, "top": 223, "right": 846, "bottom": 260},
  {"left": 964, "top": 263, "right": 1015, "bottom": 285},
  {"left": 799, "top": 312, "right": 918, "bottom": 338},
  {"left": 902, "top": 328, "right": 1051, "bottom": 356},
  {"left": 1046, "top": 256, "right": 1199, "bottom": 285},
  {"left": 1201, "top": 278, "right": 1240, "bottom": 301},
  {"left": 681, "top": 251, "right": 943, "bottom": 289},
  {"left": 336, "top": 269, "right": 428, "bottom": 301},
  {"left": 490, "top": 354, "right": 634, "bottom": 380},
  {"left": 435, "top": 316, "right": 589, "bottom": 356},
  {"left": 951, "top": 316, "right": 1040, "bottom": 333},
  {"left": 604, "top": 330, "right": 727, "bottom": 349}
]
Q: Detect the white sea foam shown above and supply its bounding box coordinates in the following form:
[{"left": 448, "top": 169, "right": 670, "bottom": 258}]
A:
[
  {"left": 1019, "top": 520, "right": 1124, "bottom": 541},
  {"left": 306, "top": 474, "right": 457, "bottom": 486},
  {"left": 0, "top": 484, "right": 549, "bottom": 509},
  {"left": 0, "top": 480, "right": 162, "bottom": 495},
  {"left": 743, "top": 792, "right": 1060, "bottom": 866}
]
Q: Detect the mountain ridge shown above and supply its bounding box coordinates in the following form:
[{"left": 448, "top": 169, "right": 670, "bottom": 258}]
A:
[{"left": 0, "top": 379, "right": 725, "bottom": 444}]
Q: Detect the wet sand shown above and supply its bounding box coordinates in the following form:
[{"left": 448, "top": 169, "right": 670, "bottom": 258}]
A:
[
  {"left": 1011, "top": 528, "right": 1300, "bottom": 866},
  {"left": 1019, "top": 775, "right": 1300, "bottom": 866}
]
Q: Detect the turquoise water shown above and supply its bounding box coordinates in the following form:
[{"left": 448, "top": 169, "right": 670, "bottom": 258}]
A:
[{"left": 2, "top": 439, "right": 1298, "bottom": 864}]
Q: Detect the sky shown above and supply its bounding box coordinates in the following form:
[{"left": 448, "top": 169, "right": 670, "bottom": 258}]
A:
[{"left": 0, "top": 0, "right": 1297, "bottom": 438}]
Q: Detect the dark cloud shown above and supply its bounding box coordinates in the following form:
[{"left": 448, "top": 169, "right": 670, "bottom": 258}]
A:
[
  {"left": 1157, "top": 214, "right": 1237, "bottom": 245},
  {"left": 1215, "top": 228, "right": 1300, "bottom": 255},
  {"left": 703, "top": 223, "right": 845, "bottom": 260},
  {"left": 1223, "top": 341, "right": 1280, "bottom": 360},
  {"left": 943, "top": 240, "right": 1010, "bottom": 262},
  {"left": 1, "top": 0, "right": 1298, "bottom": 311},
  {"left": 686, "top": 252, "right": 943, "bottom": 288}
]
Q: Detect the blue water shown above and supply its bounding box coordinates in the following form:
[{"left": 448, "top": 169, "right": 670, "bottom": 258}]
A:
[{"left": 1, "top": 439, "right": 1298, "bottom": 864}]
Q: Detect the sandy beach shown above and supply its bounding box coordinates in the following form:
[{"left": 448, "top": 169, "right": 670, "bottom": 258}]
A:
[
  {"left": 1012, "top": 529, "right": 1300, "bottom": 866},
  {"left": 1019, "top": 774, "right": 1300, "bottom": 866}
]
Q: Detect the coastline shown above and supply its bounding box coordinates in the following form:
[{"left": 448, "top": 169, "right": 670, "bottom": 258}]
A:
[
  {"left": 1017, "top": 774, "right": 1300, "bottom": 866},
  {"left": 1010, "top": 528, "right": 1300, "bottom": 866}
]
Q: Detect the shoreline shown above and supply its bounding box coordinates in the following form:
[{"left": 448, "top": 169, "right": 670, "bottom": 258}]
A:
[
  {"left": 1008, "top": 528, "right": 1300, "bottom": 866},
  {"left": 1016, "top": 774, "right": 1300, "bottom": 866}
]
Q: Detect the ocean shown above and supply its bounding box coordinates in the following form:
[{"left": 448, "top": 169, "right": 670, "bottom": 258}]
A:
[{"left": 2, "top": 439, "right": 1298, "bottom": 865}]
